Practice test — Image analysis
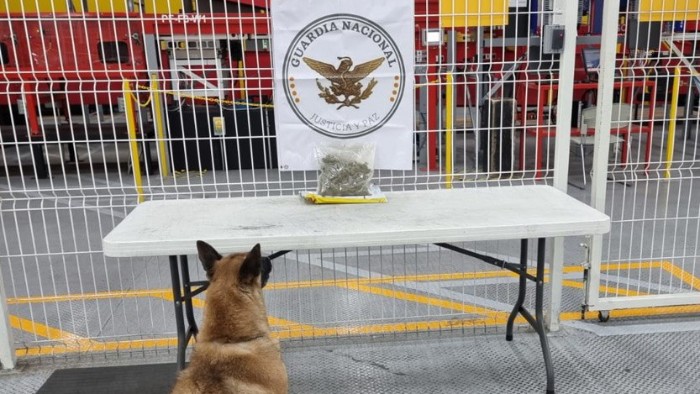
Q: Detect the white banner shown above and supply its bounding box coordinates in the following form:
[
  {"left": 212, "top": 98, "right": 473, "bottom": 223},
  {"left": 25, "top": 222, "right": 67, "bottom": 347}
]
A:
[{"left": 272, "top": 0, "right": 414, "bottom": 170}]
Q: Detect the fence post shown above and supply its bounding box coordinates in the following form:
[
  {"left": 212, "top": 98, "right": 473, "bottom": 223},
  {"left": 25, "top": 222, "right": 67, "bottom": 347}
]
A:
[
  {"left": 584, "top": 0, "right": 622, "bottom": 312},
  {"left": 0, "top": 200, "right": 16, "bottom": 369},
  {"left": 547, "top": 0, "right": 580, "bottom": 331}
]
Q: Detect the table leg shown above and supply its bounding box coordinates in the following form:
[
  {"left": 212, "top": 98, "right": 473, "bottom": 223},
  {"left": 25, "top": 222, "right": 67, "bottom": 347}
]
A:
[
  {"left": 169, "top": 255, "right": 187, "bottom": 370},
  {"left": 435, "top": 241, "right": 555, "bottom": 392},
  {"left": 180, "top": 255, "right": 199, "bottom": 340},
  {"left": 506, "top": 239, "right": 528, "bottom": 341},
  {"left": 535, "top": 238, "right": 555, "bottom": 394}
]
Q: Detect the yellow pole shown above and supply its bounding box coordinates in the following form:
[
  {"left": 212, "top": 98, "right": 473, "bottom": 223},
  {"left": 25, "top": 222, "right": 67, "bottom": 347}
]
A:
[
  {"left": 123, "top": 81, "right": 145, "bottom": 203},
  {"left": 238, "top": 60, "right": 246, "bottom": 100},
  {"left": 445, "top": 73, "right": 454, "bottom": 188},
  {"left": 151, "top": 74, "right": 169, "bottom": 178},
  {"left": 665, "top": 67, "right": 681, "bottom": 179}
]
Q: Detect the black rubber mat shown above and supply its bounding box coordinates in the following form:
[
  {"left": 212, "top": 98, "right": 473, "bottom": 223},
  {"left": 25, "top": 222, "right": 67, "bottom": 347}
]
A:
[{"left": 36, "top": 363, "right": 178, "bottom": 394}]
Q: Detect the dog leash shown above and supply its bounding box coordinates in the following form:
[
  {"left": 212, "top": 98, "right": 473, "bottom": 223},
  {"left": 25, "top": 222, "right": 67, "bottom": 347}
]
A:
[{"left": 267, "top": 250, "right": 291, "bottom": 260}]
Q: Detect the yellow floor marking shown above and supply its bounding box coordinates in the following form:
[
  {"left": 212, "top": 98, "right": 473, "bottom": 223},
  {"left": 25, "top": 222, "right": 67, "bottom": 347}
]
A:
[
  {"left": 264, "top": 271, "right": 521, "bottom": 290},
  {"left": 601, "top": 261, "right": 663, "bottom": 271},
  {"left": 7, "top": 259, "right": 691, "bottom": 357},
  {"left": 10, "top": 315, "right": 101, "bottom": 354},
  {"left": 151, "top": 291, "right": 317, "bottom": 331},
  {"left": 268, "top": 316, "right": 317, "bottom": 331},
  {"left": 16, "top": 303, "right": 700, "bottom": 357},
  {"left": 153, "top": 291, "right": 207, "bottom": 308},
  {"left": 561, "top": 280, "right": 647, "bottom": 297},
  {"left": 17, "top": 338, "right": 183, "bottom": 357},
  {"left": 338, "top": 282, "right": 500, "bottom": 317},
  {"left": 7, "top": 289, "right": 172, "bottom": 305},
  {"left": 661, "top": 261, "right": 700, "bottom": 291},
  {"left": 6, "top": 261, "right": 666, "bottom": 305},
  {"left": 14, "top": 315, "right": 526, "bottom": 356},
  {"left": 272, "top": 313, "right": 524, "bottom": 339}
]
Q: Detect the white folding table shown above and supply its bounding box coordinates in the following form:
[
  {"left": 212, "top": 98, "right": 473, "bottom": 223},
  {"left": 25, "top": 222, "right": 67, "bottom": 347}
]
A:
[{"left": 103, "top": 185, "right": 610, "bottom": 393}]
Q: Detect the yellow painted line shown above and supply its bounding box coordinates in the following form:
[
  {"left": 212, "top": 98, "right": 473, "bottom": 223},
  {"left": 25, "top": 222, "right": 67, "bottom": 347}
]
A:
[
  {"left": 15, "top": 315, "right": 525, "bottom": 356},
  {"left": 15, "top": 303, "right": 700, "bottom": 357},
  {"left": 11, "top": 316, "right": 86, "bottom": 341},
  {"left": 273, "top": 314, "right": 524, "bottom": 339},
  {"left": 268, "top": 316, "right": 316, "bottom": 331},
  {"left": 661, "top": 261, "right": 700, "bottom": 291},
  {"left": 6, "top": 261, "right": 666, "bottom": 305},
  {"left": 10, "top": 315, "right": 101, "bottom": 352},
  {"left": 268, "top": 262, "right": 664, "bottom": 290},
  {"left": 16, "top": 337, "right": 184, "bottom": 357},
  {"left": 153, "top": 291, "right": 205, "bottom": 309},
  {"left": 339, "top": 282, "right": 499, "bottom": 317},
  {"left": 7, "top": 271, "right": 527, "bottom": 304},
  {"left": 151, "top": 292, "right": 316, "bottom": 331},
  {"left": 10, "top": 259, "right": 697, "bottom": 358},
  {"left": 266, "top": 279, "right": 346, "bottom": 290},
  {"left": 7, "top": 289, "right": 172, "bottom": 305},
  {"left": 268, "top": 270, "right": 522, "bottom": 290},
  {"left": 561, "top": 280, "right": 647, "bottom": 297},
  {"left": 601, "top": 261, "right": 662, "bottom": 271}
]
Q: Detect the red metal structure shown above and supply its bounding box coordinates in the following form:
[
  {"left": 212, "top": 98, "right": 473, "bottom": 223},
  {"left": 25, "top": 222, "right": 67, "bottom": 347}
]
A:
[{"left": 0, "top": 0, "right": 697, "bottom": 177}]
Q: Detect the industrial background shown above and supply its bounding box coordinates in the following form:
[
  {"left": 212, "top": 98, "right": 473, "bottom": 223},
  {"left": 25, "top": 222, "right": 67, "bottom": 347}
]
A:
[{"left": 0, "top": 0, "right": 699, "bottom": 389}]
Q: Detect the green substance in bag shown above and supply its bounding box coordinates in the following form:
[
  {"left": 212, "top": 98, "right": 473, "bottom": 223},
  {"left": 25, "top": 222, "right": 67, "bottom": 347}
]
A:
[{"left": 318, "top": 154, "right": 373, "bottom": 196}]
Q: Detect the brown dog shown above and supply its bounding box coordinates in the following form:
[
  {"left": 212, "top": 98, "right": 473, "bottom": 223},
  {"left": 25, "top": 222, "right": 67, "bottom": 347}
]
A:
[{"left": 172, "top": 242, "right": 288, "bottom": 394}]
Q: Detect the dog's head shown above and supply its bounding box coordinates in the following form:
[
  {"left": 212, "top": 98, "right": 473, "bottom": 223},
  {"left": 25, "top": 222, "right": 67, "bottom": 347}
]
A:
[{"left": 196, "top": 241, "right": 272, "bottom": 289}]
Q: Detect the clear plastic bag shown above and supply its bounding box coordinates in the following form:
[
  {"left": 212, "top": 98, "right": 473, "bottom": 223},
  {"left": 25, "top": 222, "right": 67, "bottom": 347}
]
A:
[{"left": 315, "top": 143, "right": 376, "bottom": 196}]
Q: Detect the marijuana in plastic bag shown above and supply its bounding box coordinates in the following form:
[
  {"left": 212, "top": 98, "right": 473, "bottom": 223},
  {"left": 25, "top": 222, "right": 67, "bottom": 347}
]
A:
[{"left": 315, "top": 144, "right": 375, "bottom": 196}]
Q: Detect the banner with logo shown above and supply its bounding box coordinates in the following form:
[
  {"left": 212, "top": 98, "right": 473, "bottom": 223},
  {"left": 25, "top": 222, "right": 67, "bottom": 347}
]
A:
[{"left": 272, "top": 0, "right": 414, "bottom": 170}]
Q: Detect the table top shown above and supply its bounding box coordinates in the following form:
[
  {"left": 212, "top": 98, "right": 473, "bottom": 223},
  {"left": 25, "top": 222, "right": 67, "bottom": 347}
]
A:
[{"left": 102, "top": 185, "right": 610, "bottom": 257}]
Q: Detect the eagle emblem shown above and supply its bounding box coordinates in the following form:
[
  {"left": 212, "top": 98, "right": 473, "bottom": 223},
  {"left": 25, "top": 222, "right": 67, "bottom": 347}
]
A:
[{"left": 302, "top": 56, "right": 385, "bottom": 109}]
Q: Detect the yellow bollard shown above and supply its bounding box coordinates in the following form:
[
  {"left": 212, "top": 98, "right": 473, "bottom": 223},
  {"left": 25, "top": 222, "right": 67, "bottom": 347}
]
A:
[
  {"left": 123, "top": 81, "right": 145, "bottom": 203},
  {"left": 445, "top": 73, "right": 454, "bottom": 189},
  {"left": 151, "top": 75, "right": 169, "bottom": 178},
  {"left": 665, "top": 67, "right": 681, "bottom": 179},
  {"left": 238, "top": 60, "right": 247, "bottom": 100}
]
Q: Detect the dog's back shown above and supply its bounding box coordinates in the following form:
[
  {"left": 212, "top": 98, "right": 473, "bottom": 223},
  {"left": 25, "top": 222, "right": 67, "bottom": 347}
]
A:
[
  {"left": 172, "top": 243, "right": 288, "bottom": 394},
  {"left": 173, "top": 340, "right": 287, "bottom": 393}
]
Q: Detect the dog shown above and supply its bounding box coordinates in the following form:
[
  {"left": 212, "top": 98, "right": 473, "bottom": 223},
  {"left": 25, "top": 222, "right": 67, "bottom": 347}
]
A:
[{"left": 172, "top": 242, "right": 288, "bottom": 394}]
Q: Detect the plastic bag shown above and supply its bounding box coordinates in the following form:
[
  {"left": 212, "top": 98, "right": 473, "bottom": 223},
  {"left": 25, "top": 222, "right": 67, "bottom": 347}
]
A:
[{"left": 315, "top": 143, "right": 375, "bottom": 196}]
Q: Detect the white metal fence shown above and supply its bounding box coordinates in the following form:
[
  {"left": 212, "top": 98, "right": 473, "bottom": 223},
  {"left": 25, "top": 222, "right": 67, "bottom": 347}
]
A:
[
  {"left": 0, "top": 0, "right": 697, "bottom": 367},
  {"left": 585, "top": 1, "right": 700, "bottom": 315}
]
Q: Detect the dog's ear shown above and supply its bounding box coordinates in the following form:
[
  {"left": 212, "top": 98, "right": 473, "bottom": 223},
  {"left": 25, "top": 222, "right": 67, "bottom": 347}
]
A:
[
  {"left": 239, "top": 243, "right": 262, "bottom": 286},
  {"left": 197, "top": 241, "right": 221, "bottom": 276}
]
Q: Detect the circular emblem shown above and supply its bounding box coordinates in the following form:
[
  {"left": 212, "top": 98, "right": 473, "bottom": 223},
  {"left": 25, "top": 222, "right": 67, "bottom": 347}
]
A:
[{"left": 283, "top": 14, "right": 405, "bottom": 139}]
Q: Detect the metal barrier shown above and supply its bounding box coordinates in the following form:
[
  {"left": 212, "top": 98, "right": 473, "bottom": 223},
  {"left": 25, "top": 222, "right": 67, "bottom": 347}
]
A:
[
  {"left": 585, "top": 2, "right": 700, "bottom": 317},
  {"left": 0, "top": 0, "right": 698, "bottom": 369}
]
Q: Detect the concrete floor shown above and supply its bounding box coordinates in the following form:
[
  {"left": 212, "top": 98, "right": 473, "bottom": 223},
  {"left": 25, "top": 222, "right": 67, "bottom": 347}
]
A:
[{"left": 1, "top": 316, "right": 699, "bottom": 393}]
